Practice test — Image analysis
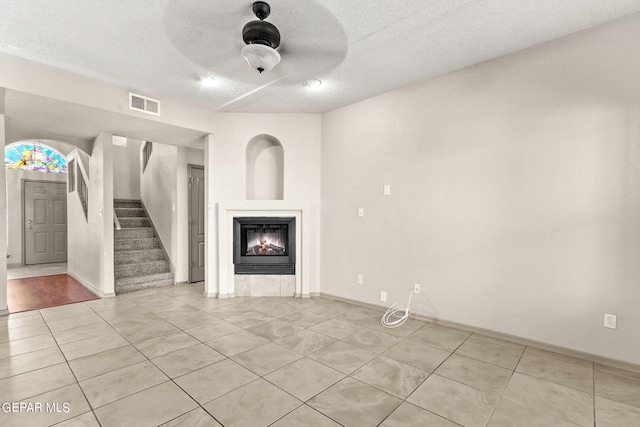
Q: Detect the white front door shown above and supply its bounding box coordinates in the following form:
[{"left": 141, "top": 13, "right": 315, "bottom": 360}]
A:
[{"left": 24, "top": 181, "right": 67, "bottom": 264}]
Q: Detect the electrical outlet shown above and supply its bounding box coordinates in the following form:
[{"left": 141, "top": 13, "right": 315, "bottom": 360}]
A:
[
  {"left": 383, "top": 185, "right": 391, "bottom": 196},
  {"left": 380, "top": 291, "right": 387, "bottom": 302},
  {"left": 357, "top": 275, "right": 363, "bottom": 285},
  {"left": 358, "top": 208, "right": 364, "bottom": 217},
  {"left": 604, "top": 313, "right": 617, "bottom": 329},
  {"left": 413, "top": 283, "right": 421, "bottom": 294}
]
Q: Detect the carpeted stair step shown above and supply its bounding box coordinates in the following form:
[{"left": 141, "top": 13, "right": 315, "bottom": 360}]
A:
[
  {"left": 115, "top": 272, "right": 175, "bottom": 295},
  {"left": 115, "top": 248, "right": 164, "bottom": 265},
  {"left": 113, "top": 199, "right": 173, "bottom": 295},
  {"left": 115, "top": 260, "right": 169, "bottom": 279},
  {"left": 115, "top": 207, "right": 146, "bottom": 218},
  {"left": 115, "top": 227, "right": 155, "bottom": 240},
  {"left": 114, "top": 199, "right": 142, "bottom": 209},
  {"left": 118, "top": 217, "right": 151, "bottom": 228},
  {"left": 114, "top": 237, "right": 159, "bottom": 251}
]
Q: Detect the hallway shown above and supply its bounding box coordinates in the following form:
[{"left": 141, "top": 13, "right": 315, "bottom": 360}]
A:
[{"left": 7, "top": 262, "right": 67, "bottom": 280}]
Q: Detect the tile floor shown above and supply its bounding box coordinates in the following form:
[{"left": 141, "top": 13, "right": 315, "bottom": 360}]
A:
[
  {"left": 0, "top": 283, "right": 639, "bottom": 427},
  {"left": 7, "top": 262, "right": 68, "bottom": 280}
]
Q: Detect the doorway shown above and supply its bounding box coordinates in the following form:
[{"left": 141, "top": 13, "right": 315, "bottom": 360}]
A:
[
  {"left": 188, "top": 165, "right": 205, "bottom": 283},
  {"left": 7, "top": 179, "right": 75, "bottom": 312},
  {"left": 23, "top": 180, "right": 67, "bottom": 265}
]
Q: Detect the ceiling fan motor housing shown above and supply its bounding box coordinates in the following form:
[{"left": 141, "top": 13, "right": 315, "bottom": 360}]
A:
[{"left": 242, "top": 20, "right": 280, "bottom": 48}]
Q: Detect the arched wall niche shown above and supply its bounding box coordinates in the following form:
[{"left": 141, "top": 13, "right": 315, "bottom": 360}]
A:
[{"left": 246, "top": 134, "right": 284, "bottom": 200}]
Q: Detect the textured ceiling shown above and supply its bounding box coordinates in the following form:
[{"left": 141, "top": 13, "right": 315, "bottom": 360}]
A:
[{"left": 1, "top": 0, "right": 640, "bottom": 114}]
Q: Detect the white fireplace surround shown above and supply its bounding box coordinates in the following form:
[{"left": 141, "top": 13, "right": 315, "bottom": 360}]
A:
[{"left": 217, "top": 202, "right": 310, "bottom": 298}]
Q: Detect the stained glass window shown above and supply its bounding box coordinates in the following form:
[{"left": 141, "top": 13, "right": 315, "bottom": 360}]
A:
[{"left": 5, "top": 142, "right": 67, "bottom": 173}]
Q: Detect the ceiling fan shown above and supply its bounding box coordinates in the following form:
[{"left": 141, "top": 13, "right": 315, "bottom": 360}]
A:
[
  {"left": 164, "top": 0, "right": 348, "bottom": 84},
  {"left": 241, "top": 1, "right": 281, "bottom": 73}
]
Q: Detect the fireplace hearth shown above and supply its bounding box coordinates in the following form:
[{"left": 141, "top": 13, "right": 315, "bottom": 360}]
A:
[{"left": 233, "top": 217, "right": 295, "bottom": 275}]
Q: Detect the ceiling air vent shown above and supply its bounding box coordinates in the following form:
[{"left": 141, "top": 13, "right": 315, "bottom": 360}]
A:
[{"left": 129, "top": 92, "right": 160, "bottom": 116}]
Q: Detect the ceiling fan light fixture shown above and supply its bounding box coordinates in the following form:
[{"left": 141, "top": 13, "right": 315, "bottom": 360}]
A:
[{"left": 241, "top": 42, "right": 281, "bottom": 73}]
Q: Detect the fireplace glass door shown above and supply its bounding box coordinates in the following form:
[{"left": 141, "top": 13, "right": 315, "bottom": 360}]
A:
[
  {"left": 233, "top": 217, "right": 295, "bottom": 274},
  {"left": 242, "top": 223, "right": 288, "bottom": 256}
]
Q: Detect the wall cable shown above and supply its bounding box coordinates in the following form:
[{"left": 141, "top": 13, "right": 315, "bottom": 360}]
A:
[{"left": 381, "top": 290, "right": 417, "bottom": 328}]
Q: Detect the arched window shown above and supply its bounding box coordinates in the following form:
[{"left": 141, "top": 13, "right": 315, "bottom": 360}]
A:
[{"left": 5, "top": 142, "right": 67, "bottom": 173}]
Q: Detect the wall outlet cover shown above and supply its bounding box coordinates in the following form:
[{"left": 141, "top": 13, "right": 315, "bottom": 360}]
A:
[{"left": 604, "top": 313, "right": 617, "bottom": 329}]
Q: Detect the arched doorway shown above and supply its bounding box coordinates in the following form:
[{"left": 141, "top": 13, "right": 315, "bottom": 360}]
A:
[
  {"left": 5, "top": 141, "right": 70, "bottom": 271},
  {"left": 4, "top": 140, "right": 98, "bottom": 313}
]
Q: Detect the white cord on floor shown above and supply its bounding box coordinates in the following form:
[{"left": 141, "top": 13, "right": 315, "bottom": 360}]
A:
[{"left": 381, "top": 290, "right": 415, "bottom": 328}]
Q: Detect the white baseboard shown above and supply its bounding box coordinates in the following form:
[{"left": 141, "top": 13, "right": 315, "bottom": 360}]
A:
[
  {"left": 319, "top": 292, "right": 640, "bottom": 374},
  {"left": 66, "top": 272, "right": 103, "bottom": 298}
]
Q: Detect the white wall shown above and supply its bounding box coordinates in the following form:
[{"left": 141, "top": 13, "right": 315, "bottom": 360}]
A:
[
  {"left": 320, "top": 17, "right": 640, "bottom": 365},
  {"left": 246, "top": 136, "right": 284, "bottom": 200},
  {"left": 6, "top": 169, "right": 66, "bottom": 266},
  {"left": 176, "top": 145, "right": 204, "bottom": 283},
  {"left": 113, "top": 139, "right": 141, "bottom": 200},
  {"left": 0, "top": 53, "right": 214, "bottom": 135},
  {"left": 134, "top": 142, "right": 204, "bottom": 284},
  {"left": 67, "top": 133, "right": 114, "bottom": 297},
  {"left": 102, "top": 137, "right": 114, "bottom": 296},
  {"left": 140, "top": 142, "right": 177, "bottom": 272},
  {"left": 0, "top": 114, "right": 7, "bottom": 313},
  {"left": 205, "top": 114, "right": 322, "bottom": 296}
]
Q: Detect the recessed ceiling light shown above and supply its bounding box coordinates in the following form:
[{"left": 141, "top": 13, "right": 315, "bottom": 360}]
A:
[
  {"left": 303, "top": 78, "right": 322, "bottom": 89},
  {"left": 198, "top": 75, "right": 216, "bottom": 87}
]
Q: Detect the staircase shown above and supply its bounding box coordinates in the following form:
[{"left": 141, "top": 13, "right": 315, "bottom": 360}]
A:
[{"left": 114, "top": 199, "right": 174, "bottom": 294}]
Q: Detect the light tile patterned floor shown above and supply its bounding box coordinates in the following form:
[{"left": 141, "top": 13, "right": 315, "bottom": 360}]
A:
[
  {"left": 7, "top": 263, "right": 68, "bottom": 280},
  {"left": 1, "top": 283, "right": 639, "bottom": 426}
]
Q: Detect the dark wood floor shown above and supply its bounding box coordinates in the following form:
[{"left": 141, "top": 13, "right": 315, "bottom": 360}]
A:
[{"left": 7, "top": 274, "right": 100, "bottom": 313}]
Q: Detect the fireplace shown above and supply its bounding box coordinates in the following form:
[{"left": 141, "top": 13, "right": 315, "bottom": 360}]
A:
[{"left": 233, "top": 217, "right": 296, "bottom": 275}]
